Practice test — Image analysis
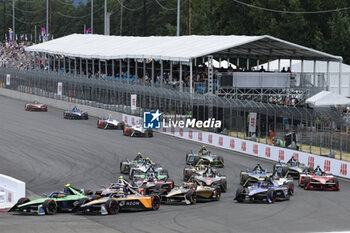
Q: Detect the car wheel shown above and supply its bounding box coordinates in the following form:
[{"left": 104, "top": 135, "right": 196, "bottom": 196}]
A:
[
  {"left": 235, "top": 187, "right": 244, "bottom": 202},
  {"left": 241, "top": 174, "right": 249, "bottom": 186},
  {"left": 43, "top": 199, "right": 58, "bottom": 215},
  {"left": 218, "top": 156, "right": 224, "bottom": 167},
  {"left": 214, "top": 188, "right": 221, "bottom": 201},
  {"left": 304, "top": 177, "right": 310, "bottom": 190},
  {"left": 287, "top": 182, "right": 294, "bottom": 195},
  {"left": 185, "top": 190, "right": 196, "bottom": 205},
  {"left": 220, "top": 179, "right": 227, "bottom": 192},
  {"left": 266, "top": 189, "right": 276, "bottom": 203},
  {"left": 151, "top": 194, "right": 161, "bottom": 210},
  {"left": 105, "top": 199, "right": 119, "bottom": 215}
]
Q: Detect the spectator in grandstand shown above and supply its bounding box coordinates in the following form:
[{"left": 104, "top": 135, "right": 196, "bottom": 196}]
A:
[
  {"left": 281, "top": 67, "right": 286, "bottom": 72},
  {"left": 287, "top": 67, "right": 291, "bottom": 73},
  {"left": 259, "top": 66, "right": 266, "bottom": 72}
]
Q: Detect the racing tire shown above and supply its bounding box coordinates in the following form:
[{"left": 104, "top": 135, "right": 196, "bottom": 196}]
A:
[
  {"left": 287, "top": 182, "right": 294, "bottom": 195},
  {"left": 84, "top": 189, "right": 93, "bottom": 196},
  {"left": 220, "top": 179, "right": 227, "bottom": 192},
  {"left": 185, "top": 190, "right": 197, "bottom": 205},
  {"left": 25, "top": 105, "right": 30, "bottom": 111},
  {"left": 214, "top": 188, "right": 221, "bottom": 201},
  {"left": 184, "top": 170, "right": 193, "bottom": 181},
  {"left": 304, "top": 177, "right": 310, "bottom": 190},
  {"left": 266, "top": 189, "right": 276, "bottom": 204},
  {"left": 84, "top": 115, "right": 89, "bottom": 120},
  {"left": 151, "top": 194, "right": 161, "bottom": 210},
  {"left": 235, "top": 187, "right": 244, "bottom": 202},
  {"left": 43, "top": 199, "right": 58, "bottom": 215},
  {"left": 105, "top": 199, "right": 119, "bottom": 215}
]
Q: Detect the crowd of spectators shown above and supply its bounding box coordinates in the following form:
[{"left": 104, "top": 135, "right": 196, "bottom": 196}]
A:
[{"left": 0, "top": 41, "right": 33, "bottom": 70}]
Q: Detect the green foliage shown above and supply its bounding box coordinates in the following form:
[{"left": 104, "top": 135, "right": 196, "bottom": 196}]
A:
[{"left": 1, "top": 0, "right": 350, "bottom": 63}]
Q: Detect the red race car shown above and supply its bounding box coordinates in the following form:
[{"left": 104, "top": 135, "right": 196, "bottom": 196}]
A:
[
  {"left": 299, "top": 166, "right": 339, "bottom": 191},
  {"left": 25, "top": 100, "right": 48, "bottom": 111}
]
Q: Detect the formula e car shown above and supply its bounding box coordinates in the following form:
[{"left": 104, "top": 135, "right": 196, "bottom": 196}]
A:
[
  {"left": 186, "top": 147, "right": 224, "bottom": 168},
  {"left": 194, "top": 167, "right": 227, "bottom": 192},
  {"left": 234, "top": 180, "right": 291, "bottom": 203},
  {"left": 273, "top": 156, "right": 313, "bottom": 179},
  {"left": 299, "top": 166, "right": 339, "bottom": 191},
  {"left": 63, "top": 106, "right": 88, "bottom": 120},
  {"left": 183, "top": 162, "right": 212, "bottom": 181},
  {"left": 269, "top": 171, "right": 294, "bottom": 195},
  {"left": 9, "top": 185, "right": 92, "bottom": 215},
  {"left": 133, "top": 172, "right": 174, "bottom": 195},
  {"left": 240, "top": 164, "right": 273, "bottom": 186},
  {"left": 97, "top": 115, "right": 125, "bottom": 130},
  {"left": 161, "top": 180, "right": 221, "bottom": 205},
  {"left": 95, "top": 177, "right": 136, "bottom": 197},
  {"left": 120, "top": 153, "right": 154, "bottom": 174},
  {"left": 77, "top": 191, "right": 160, "bottom": 215},
  {"left": 25, "top": 100, "right": 48, "bottom": 111},
  {"left": 132, "top": 166, "right": 169, "bottom": 182},
  {"left": 123, "top": 125, "right": 153, "bottom": 137}
]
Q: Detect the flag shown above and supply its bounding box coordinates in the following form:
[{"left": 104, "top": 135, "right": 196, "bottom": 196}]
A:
[
  {"left": 86, "top": 28, "right": 91, "bottom": 34},
  {"left": 25, "top": 34, "right": 28, "bottom": 41},
  {"left": 8, "top": 28, "right": 13, "bottom": 41},
  {"left": 41, "top": 27, "right": 47, "bottom": 42},
  {"left": 15, "top": 34, "right": 18, "bottom": 41}
]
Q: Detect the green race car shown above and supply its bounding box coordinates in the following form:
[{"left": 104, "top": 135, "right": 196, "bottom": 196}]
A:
[{"left": 9, "top": 184, "right": 93, "bottom": 215}]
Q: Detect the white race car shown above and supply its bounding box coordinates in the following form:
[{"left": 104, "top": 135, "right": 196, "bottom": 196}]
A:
[
  {"left": 97, "top": 115, "right": 125, "bottom": 130},
  {"left": 123, "top": 125, "right": 153, "bottom": 137}
]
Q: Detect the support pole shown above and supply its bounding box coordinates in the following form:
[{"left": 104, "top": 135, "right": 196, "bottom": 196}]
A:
[
  {"left": 80, "top": 58, "right": 82, "bottom": 77},
  {"left": 91, "top": 0, "right": 93, "bottom": 33},
  {"left": 120, "top": 59, "right": 122, "bottom": 79},
  {"left": 326, "top": 60, "right": 330, "bottom": 91},
  {"left": 105, "top": 60, "right": 108, "bottom": 77},
  {"left": 86, "top": 59, "right": 89, "bottom": 78},
  {"left": 92, "top": 59, "right": 94, "bottom": 77},
  {"left": 246, "top": 58, "right": 249, "bottom": 70},
  {"left": 74, "top": 58, "right": 77, "bottom": 76},
  {"left": 46, "top": 0, "right": 48, "bottom": 40},
  {"left": 135, "top": 60, "right": 138, "bottom": 79},
  {"left": 170, "top": 61, "right": 173, "bottom": 80},
  {"left": 339, "top": 58, "right": 343, "bottom": 95},
  {"left": 177, "top": 0, "right": 180, "bottom": 36},
  {"left": 278, "top": 58, "right": 280, "bottom": 71},
  {"left": 112, "top": 60, "right": 115, "bottom": 78},
  {"left": 143, "top": 59, "right": 146, "bottom": 84},
  {"left": 151, "top": 59, "right": 154, "bottom": 87},
  {"left": 12, "top": 0, "right": 15, "bottom": 39},
  {"left": 313, "top": 59, "right": 316, "bottom": 87},
  {"left": 127, "top": 58, "right": 130, "bottom": 82},
  {"left": 190, "top": 59, "right": 193, "bottom": 93},
  {"left": 160, "top": 60, "right": 163, "bottom": 88},
  {"left": 179, "top": 61, "right": 183, "bottom": 92}
]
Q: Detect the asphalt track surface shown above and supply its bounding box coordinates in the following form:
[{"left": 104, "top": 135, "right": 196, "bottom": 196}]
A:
[{"left": 1, "top": 95, "right": 350, "bottom": 233}]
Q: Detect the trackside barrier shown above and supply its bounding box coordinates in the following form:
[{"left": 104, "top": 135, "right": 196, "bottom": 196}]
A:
[
  {"left": 0, "top": 174, "right": 25, "bottom": 209},
  {"left": 122, "top": 114, "right": 350, "bottom": 180}
]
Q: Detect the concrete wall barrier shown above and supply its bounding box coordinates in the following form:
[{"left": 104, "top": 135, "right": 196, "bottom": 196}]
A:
[{"left": 0, "top": 174, "right": 25, "bottom": 209}]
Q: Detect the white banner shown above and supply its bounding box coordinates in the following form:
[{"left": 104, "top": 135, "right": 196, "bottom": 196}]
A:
[
  {"left": 131, "top": 94, "right": 137, "bottom": 111},
  {"left": 249, "top": 112, "right": 257, "bottom": 133},
  {"left": 6, "top": 74, "right": 10, "bottom": 86},
  {"left": 122, "top": 113, "right": 350, "bottom": 180},
  {"left": 57, "top": 82, "right": 62, "bottom": 96}
]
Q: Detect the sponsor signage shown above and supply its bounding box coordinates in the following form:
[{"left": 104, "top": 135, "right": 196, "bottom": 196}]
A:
[
  {"left": 6, "top": 74, "right": 10, "bottom": 86},
  {"left": 249, "top": 112, "right": 257, "bottom": 133},
  {"left": 131, "top": 94, "right": 137, "bottom": 111},
  {"left": 57, "top": 82, "right": 62, "bottom": 95}
]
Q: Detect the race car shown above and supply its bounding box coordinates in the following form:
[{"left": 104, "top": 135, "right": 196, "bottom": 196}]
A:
[
  {"left": 63, "top": 106, "right": 88, "bottom": 120},
  {"left": 240, "top": 163, "right": 273, "bottom": 186},
  {"left": 269, "top": 171, "right": 294, "bottom": 195},
  {"left": 273, "top": 156, "right": 313, "bottom": 179},
  {"left": 185, "top": 146, "right": 224, "bottom": 167},
  {"left": 8, "top": 184, "right": 92, "bottom": 215},
  {"left": 77, "top": 191, "right": 160, "bottom": 215},
  {"left": 132, "top": 166, "right": 169, "bottom": 182},
  {"left": 123, "top": 125, "right": 153, "bottom": 137},
  {"left": 120, "top": 153, "right": 154, "bottom": 174},
  {"left": 95, "top": 177, "right": 136, "bottom": 197},
  {"left": 234, "top": 180, "right": 291, "bottom": 203},
  {"left": 129, "top": 163, "right": 165, "bottom": 180},
  {"left": 299, "top": 165, "right": 340, "bottom": 191},
  {"left": 97, "top": 115, "right": 125, "bottom": 130},
  {"left": 133, "top": 169, "right": 174, "bottom": 195},
  {"left": 193, "top": 167, "right": 227, "bottom": 192},
  {"left": 161, "top": 180, "right": 221, "bottom": 205},
  {"left": 25, "top": 100, "right": 48, "bottom": 111},
  {"left": 183, "top": 163, "right": 212, "bottom": 181}
]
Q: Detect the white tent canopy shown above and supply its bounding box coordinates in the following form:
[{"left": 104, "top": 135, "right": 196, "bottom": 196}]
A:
[
  {"left": 25, "top": 34, "right": 342, "bottom": 62},
  {"left": 254, "top": 59, "right": 350, "bottom": 73},
  {"left": 306, "top": 91, "right": 350, "bottom": 107}
]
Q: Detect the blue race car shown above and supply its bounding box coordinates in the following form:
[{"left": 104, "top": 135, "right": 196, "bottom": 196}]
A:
[
  {"left": 63, "top": 106, "right": 88, "bottom": 120},
  {"left": 239, "top": 164, "right": 273, "bottom": 186},
  {"left": 234, "top": 180, "right": 290, "bottom": 203}
]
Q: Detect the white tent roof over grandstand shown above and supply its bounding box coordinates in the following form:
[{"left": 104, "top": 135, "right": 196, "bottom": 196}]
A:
[
  {"left": 306, "top": 91, "right": 350, "bottom": 107},
  {"left": 253, "top": 59, "right": 350, "bottom": 72},
  {"left": 25, "top": 33, "right": 342, "bottom": 62}
]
